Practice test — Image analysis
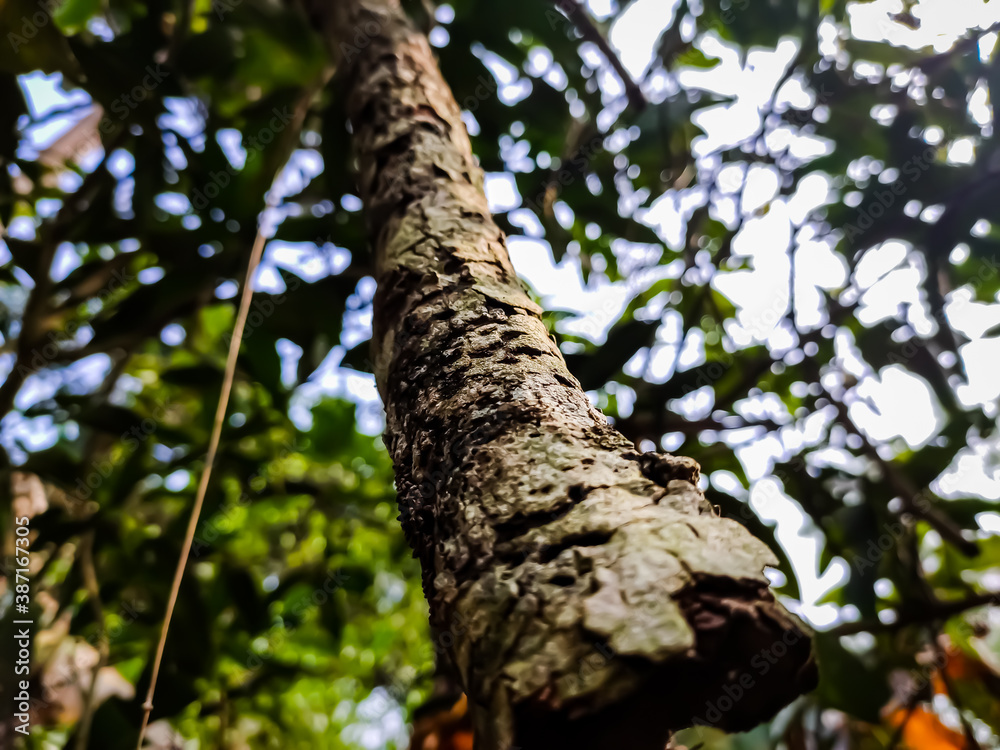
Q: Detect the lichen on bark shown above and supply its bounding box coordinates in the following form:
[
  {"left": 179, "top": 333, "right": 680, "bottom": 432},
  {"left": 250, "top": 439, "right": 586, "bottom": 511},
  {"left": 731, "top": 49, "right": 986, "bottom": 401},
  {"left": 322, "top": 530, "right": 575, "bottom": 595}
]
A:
[{"left": 319, "top": 1, "right": 818, "bottom": 747}]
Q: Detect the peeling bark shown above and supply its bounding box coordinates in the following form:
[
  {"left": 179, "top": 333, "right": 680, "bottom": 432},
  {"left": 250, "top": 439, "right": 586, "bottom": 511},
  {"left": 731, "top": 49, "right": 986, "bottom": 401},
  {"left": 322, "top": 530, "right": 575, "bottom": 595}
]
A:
[{"left": 320, "top": 2, "right": 817, "bottom": 747}]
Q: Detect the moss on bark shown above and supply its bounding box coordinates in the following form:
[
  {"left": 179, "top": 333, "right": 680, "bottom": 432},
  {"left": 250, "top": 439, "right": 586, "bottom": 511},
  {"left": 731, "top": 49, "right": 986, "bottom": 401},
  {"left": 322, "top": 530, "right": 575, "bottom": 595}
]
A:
[{"left": 316, "top": 1, "right": 818, "bottom": 747}]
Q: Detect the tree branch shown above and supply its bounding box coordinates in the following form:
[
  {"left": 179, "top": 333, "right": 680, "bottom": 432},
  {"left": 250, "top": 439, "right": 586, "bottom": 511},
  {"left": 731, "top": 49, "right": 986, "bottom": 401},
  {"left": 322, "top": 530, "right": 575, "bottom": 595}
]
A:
[
  {"left": 932, "top": 636, "right": 983, "bottom": 750},
  {"left": 554, "top": 0, "right": 646, "bottom": 111},
  {"left": 311, "top": 2, "right": 816, "bottom": 747},
  {"left": 830, "top": 591, "right": 998, "bottom": 636},
  {"left": 820, "top": 384, "right": 979, "bottom": 558},
  {"left": 0, "top": 129, "right": 127, "bottom": 420}
]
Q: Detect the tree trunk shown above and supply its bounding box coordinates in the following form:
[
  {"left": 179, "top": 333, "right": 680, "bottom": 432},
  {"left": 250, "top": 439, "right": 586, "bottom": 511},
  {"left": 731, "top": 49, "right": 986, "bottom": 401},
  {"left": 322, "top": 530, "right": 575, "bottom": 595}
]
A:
[{"left": 317, "top": 2, "right": 817, "bottom": 747}]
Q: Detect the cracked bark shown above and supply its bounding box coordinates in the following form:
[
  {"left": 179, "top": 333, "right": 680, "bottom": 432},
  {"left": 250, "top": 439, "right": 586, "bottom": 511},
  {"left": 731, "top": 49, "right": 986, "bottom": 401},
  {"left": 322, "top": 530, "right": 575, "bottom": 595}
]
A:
[{"left": 319, "top": 2, "right": 818, "bottom": 747}]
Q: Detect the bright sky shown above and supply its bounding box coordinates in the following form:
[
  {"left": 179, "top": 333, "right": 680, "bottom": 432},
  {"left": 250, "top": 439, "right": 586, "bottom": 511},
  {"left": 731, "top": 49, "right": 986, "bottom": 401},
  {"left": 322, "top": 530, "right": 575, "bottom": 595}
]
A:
[
  {"left": 509, "top": 0, "right": 1000, "bottom": 628},
  {"left": 2, "top": 0, "right": 1000, "bottom": 640}
]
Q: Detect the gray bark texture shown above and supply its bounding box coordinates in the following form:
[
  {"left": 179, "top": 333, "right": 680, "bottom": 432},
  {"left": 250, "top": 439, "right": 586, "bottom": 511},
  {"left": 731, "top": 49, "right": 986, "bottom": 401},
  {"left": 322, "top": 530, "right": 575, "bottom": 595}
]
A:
[{"left": 317, "top": 1, "right": 818, "bottom": 747}]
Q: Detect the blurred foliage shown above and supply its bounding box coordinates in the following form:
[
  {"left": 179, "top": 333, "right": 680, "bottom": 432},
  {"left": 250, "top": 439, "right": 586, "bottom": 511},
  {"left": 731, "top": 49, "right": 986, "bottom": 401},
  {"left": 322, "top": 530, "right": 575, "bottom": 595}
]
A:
[{"left": 0, "top": 0, "right": 999, "bottom": 748}]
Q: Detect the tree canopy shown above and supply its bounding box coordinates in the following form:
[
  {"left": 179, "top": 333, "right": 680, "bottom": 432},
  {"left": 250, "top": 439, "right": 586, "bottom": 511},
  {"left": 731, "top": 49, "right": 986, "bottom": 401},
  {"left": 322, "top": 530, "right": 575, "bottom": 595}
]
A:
[{"left": 1, "top": 0, "right": 999, "bottom": 748}]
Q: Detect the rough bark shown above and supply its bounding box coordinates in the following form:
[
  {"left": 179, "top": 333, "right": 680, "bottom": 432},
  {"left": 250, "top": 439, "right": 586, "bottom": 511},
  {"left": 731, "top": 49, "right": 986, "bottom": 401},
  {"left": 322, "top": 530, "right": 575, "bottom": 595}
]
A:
[{"left": 321, "top": 2, "right": 818, "bottom": 748}]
